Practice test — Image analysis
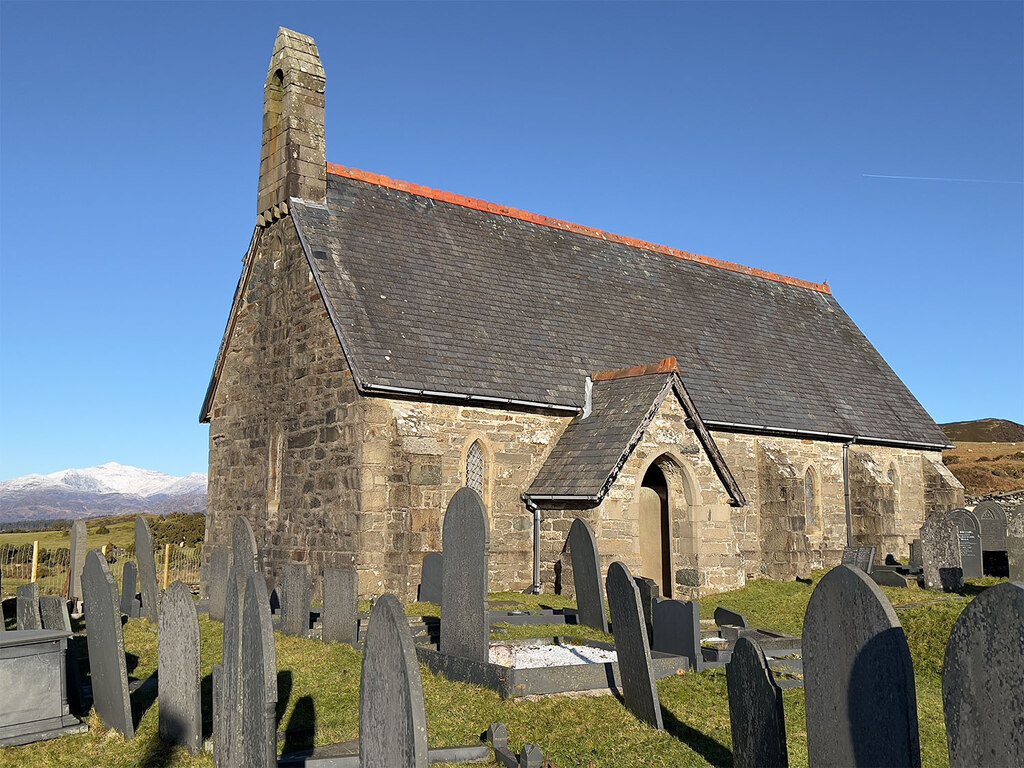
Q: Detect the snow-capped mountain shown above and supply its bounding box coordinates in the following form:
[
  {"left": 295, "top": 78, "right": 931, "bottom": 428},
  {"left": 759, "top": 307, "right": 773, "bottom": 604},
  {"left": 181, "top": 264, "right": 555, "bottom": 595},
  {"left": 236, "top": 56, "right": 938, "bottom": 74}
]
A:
[{"left": 0, "top": 463, "right": 207, "bottom": 522}]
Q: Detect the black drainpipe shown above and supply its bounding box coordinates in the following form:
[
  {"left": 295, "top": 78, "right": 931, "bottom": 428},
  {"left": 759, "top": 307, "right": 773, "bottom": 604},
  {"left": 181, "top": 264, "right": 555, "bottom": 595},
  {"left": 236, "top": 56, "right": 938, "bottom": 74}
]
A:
[{"left": 843, "top": 440, "right": 855, "bottom": 547}]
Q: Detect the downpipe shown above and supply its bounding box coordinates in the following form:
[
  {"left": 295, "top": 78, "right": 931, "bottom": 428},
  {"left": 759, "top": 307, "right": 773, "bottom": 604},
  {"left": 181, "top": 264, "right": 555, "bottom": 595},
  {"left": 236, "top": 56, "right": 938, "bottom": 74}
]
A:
[
  {"left": 524, "top": 496, "right": 541, "bottom": 594},
  {"left": 843, "top": 440, "right": 855, "bottom": 547}
]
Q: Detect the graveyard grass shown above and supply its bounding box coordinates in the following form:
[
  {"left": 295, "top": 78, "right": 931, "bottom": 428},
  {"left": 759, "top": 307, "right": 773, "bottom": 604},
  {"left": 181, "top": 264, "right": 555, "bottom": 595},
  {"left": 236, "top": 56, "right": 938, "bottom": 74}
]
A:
[{"left": 0, "top": 576, "right": 1003, "bottom": 768}]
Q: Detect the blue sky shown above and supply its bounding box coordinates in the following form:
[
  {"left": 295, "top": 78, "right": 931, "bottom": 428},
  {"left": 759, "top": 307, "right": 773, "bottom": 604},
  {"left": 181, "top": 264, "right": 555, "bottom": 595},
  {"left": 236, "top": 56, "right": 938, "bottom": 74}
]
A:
[{"left": 1, "top": 1, "right": 1021, "bottom": 480}]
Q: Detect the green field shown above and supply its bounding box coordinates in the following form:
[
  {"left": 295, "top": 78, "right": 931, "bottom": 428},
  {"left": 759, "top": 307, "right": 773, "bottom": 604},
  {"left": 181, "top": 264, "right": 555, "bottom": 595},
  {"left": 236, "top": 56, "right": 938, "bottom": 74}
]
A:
[
  {"left": 0, "top": 571, "right": 993, "bottom": 768},
  {"left": 0, "top": 517, "right": 138, "bottom": 552}
]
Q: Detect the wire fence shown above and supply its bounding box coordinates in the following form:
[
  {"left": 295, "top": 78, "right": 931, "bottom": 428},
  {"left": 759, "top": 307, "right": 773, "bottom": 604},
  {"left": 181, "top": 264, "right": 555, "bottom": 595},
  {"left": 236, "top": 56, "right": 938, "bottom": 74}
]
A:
[{"left": 0, "top": 541, "right": 202, "bottom": 600}]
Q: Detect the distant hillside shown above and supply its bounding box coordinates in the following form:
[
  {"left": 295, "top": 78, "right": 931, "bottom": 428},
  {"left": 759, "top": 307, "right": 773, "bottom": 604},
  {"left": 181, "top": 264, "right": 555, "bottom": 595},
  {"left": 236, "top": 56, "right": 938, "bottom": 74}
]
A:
[{"left": 941, "top": 418, "right": 1024, "bottom": 444}]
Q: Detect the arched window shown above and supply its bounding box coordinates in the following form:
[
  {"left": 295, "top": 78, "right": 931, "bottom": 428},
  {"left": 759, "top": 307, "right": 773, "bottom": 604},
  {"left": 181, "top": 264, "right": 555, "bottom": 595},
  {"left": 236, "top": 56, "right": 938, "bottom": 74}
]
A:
[
  {"left": 804, "top": 467, "right": 820, "bottom": 533},
  {"left": 888, "top": 463, "right": 901, "bottom": 514},
  {"left": 466, "top": 440, "right": 485, "bottom": 496}
]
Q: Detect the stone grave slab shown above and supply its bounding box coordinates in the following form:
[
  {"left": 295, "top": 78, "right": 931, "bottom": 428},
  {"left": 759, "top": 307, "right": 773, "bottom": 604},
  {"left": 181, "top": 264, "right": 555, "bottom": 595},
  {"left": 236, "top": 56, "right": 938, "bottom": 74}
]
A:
[
  {"left": 633, "top": 576, "right": 659, "bottom": 643},
  {"left": 606, "top": 561, "right": 663, "bottom": 730},
  {"left": 241, "top": 571, "right": 277, "bottom": 768},
  {"left": 921, "top": 512, "right": 964, "bottom": 592},
  {"left": 82, "top": 550, "right": 134, "bottom": 738},
  {"left": 322, "top": 566, "right": 358, "bottom": 645},
  {"left": 418, "top": 553, "right": 443, "bottom": 605},
  {"left": 973, "top": 500, "right": 1008, "bottom": 551},
  {"left": 158, "top": 581, "right": 201, "bottom": 754},
  {"left": 440, "top": 488, "right": 489, "bottom": 662},
  {"left": 135, "top": 516, "right": 160, "bottom": 623},
  {"left": 803, "top": 564, "right": 920, "bottom": 768},
  {"left": 871, "top": 567, "right": 909, "bottom": 588},
  {"left": 949, "top": 508, "right": 983, "bottom": 579},
  {"left": 841, "top": 545, "right": 877, "bottom": 574},
  {"left": 212, "top": 664, "right": 224, "bottom": 767},
  {"left": 232, "top": 516, "right": 260, "bottom": 584},
  {"left": 219, "top": 570, "right": 243, "bottom": 766},
  {"left": 909, "top": 538, "right": 922, "bottom": 568},
  {"left": 1008, "top": 514, "right": 1024, "bottom": 582},
  {"left": 39, "top": 596, "right": 72, "bottom": 633},
  {"left": 567, "top": 519, "right": 608, "bottom": 632},
  {"left": 652, "top": 598, "right": 702, "bottom": 672},
  {"left": 726, "top": 636, "right": 788, "bottom": 768},
  {"left": 120, "top": 561, "right": 138, "bottom": 617},
  {"left": 359, "top": 593, "right": 429, "bottom": 768},
  {"left": 281, "top": 562, "right": 311, "bottom": 637},
  {"left": 16, "top": 583, "right": 41, "bottom": 631},
  {"left": 714, "top": 606, "right": 748, "bottom": 628},
  {"left": 69, "top": 520, "right": 88, "bottom": 602},
  {"left": 208, "top": 546, "right": 231, "bottom": 622},
  {"left": 943, "top": 581, "right": 1024, "bottom": 767}
]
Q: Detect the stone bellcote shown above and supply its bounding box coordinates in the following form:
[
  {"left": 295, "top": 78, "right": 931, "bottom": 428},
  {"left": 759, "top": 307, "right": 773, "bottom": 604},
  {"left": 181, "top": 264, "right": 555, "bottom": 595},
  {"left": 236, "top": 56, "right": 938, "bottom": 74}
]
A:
[{"left": 258, "top": 28, "right": 327, "bottom": 214}]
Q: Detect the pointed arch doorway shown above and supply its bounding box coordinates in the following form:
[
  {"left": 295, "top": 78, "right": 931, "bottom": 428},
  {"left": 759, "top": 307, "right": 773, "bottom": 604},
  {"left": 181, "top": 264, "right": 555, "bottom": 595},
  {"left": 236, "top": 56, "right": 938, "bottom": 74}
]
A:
[{"left": 639, "top": 463, "right": 672, "bottom": 597}]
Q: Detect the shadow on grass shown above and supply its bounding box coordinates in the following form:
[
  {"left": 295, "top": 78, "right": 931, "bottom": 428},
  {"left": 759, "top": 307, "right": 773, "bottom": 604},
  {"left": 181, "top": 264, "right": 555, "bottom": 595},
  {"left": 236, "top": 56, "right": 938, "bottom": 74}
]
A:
[
  {"left": 661, "top": 706, "right": 733, "bottom": 767},
  {"left": 282, "top": 695, "right": 316, "bottom": 753},
  {"left": 276, "top": 669, "right": 293, "bottom": 728},
  {"left": 131, "top": 670, "right": 159, "bottom": 731}
]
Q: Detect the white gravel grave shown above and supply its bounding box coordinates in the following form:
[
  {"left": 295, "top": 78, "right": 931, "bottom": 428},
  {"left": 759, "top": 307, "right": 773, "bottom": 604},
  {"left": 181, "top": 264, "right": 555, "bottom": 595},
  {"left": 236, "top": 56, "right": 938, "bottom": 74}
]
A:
[{"left": 488, "top": 642, "right": 618, "bottom": 669}]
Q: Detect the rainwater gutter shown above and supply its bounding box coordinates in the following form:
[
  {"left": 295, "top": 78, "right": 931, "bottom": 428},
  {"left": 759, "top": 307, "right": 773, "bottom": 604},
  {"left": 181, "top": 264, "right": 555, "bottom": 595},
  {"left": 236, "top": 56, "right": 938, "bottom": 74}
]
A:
[
  {"left": 360, "top": 382, "right": 580, "bottom": 414},
  {"left": 844, "top": 439, "right": 855, "bottom": 547}
]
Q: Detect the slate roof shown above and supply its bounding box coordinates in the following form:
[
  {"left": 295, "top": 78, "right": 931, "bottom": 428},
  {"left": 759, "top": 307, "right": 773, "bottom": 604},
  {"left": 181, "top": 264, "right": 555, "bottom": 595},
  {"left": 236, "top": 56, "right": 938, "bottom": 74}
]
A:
[
  {"left": 526, "top": 372, "right": 745, "bottom": 504},
  {"left": 281, "top": 168, "right": 950, "bottom": 449}
]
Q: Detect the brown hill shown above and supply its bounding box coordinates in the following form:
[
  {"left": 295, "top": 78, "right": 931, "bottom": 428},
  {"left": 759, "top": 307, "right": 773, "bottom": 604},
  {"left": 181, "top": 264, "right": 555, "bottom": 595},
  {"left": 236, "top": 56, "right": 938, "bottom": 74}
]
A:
[
  {"left": 942, "top": 441, "right": 1024, "bottom": 496},
  {"left": 941, "top": 418, "right": 1024, "bottom": 443}
]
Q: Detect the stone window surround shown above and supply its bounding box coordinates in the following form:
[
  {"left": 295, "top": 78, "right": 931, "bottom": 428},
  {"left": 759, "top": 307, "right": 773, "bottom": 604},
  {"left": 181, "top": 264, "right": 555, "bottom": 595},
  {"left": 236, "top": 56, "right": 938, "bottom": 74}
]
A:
[{"left": 803, "top": 464, "right": 822, "bottom": 535}]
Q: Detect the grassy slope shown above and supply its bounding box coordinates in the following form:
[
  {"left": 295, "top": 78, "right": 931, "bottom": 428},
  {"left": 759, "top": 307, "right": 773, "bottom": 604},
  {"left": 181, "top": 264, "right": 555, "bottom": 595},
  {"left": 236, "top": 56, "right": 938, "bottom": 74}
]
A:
[
  {"left": 942, "top": 441, "right": 1024, "bottom": 496},
  {"left": 0, "top": 517, "right": 137, "bottom": 551},
  {"left": 1, "top": 575, "right": 998, "bottom": 768}
]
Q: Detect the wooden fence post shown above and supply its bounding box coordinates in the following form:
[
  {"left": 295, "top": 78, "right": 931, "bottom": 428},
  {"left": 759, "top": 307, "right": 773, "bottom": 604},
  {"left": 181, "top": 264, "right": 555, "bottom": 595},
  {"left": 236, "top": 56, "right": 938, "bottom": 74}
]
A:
[
  {"left": 163, "top": 543, "right": 171, "bottom": 590},
  {"left": 30, "top": 540, "right": 39, "bottom": 582}
]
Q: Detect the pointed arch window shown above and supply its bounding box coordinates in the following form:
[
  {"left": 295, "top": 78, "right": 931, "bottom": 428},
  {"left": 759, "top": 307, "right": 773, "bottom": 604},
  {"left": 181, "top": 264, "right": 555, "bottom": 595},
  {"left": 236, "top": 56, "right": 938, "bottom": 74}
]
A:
[{"left": 466, "top": 440, "right": 485, "bottom": 497}]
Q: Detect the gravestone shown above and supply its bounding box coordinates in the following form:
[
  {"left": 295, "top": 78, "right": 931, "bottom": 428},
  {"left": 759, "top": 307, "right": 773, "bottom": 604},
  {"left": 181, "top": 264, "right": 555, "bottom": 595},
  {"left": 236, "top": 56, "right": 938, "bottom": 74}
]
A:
[
  {"left": 1008, "top": 514, "right": 1024, "bottom": 582},
  {"left": 220, "top": 570, "right": 243, "bottom": 766},
  {"left": 652, "top": 599, "right": 703, "bottom": 672},
  {"left": 909, "top": 538, "right": 923, "bottom": 568},
  {"left": 208, "top": 546, "right": 231, "bottom": 622},
  {"left": 82, "top": 550, "right": 134, "bottom": 738},
  {"left": 120, "top": 561, "right": 139, "bottom": 617},
  {"left": 973, "top": 500, "right": 1008, "bottom": 551},
  {"left": 567, "top": 519, "right": 608, "bottom": 632},
  {"left": 16, "top": 583, "right": 42, "bottom": 630},
  {"left": 841, "top": 546, "right": 877, "bottom": 574},
  {"left": 949, "top": 509, "right": 983, "bottom": 579},
  {"left": 135, "top": 516, "right": 160, "bottom": 623},
  {"left": 714, "top": 606, "right": 748, "bottom": 628},
  {"left": 803, "top": 565, "right": 920, "bottom": 768},
  {"left": 280, "top": 562, "right": 311, "bottom": 637},
  {"left": 240, "top": 571, "right": 277, "bottom": 768},
  {"left": 633, "top": 576, "right": 659, "bottom": 643},
  {"left": 69, "top": 520, "right": 88, "bottom": 602},
  {"left": 871, "top": 568, "right": 909, "bottom": 588},
  {"left": 232, "top": 516, "right": 260, "bottom": 584},
  {"left": 921, "top": 512, "right": 964, "bottom": 592},
  {"left": 440, "top": 488, "right": 489, "bottom": 662},
  {"left": 212, "top": 664, "right": 224, "bottom": 767},
  {"left": 39, "top": 596, "right": 72, "bottom": 633},
  {"left": 159, "top": 581, "right": 201, "bottom": 754},
  {"left": 359, "top": 593, "right": 429, "bottom": 768},
  {"left": 322, "top": 566, "right": 358, "bottom": 645},
  {"left": 942, "top": 581, "right": 1024, "bottom": 767},
  {"left": 417, "top": 553, "right": 443, "bottom": 605},
  {"left": 726, "top": 636, "right": 788, "bottom": 768},
  {"left": 606, "top": 561, "right": 663, "bottom": 730}
]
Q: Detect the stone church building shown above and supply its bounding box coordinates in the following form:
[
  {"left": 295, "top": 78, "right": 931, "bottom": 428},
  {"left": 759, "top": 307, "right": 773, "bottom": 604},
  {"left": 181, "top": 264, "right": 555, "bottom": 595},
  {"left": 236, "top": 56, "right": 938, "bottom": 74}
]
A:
[{"left": 201, "top": 28, "right": 963, "bottom": 601}]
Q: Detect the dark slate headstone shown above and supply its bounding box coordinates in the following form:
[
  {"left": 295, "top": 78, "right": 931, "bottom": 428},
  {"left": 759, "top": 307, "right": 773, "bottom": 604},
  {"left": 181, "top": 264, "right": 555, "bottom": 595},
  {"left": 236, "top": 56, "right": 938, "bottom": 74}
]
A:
[
  {"left": 714, "top": 606, "right": 748, "bottom": 628},
  {"left": 841, "top": 546, "right": 877, "bottom": 574},
  {"left": 69, "top": 520, "right": 88, "bottom": 602},
  {"left": 120, "top": 561, "right": 138, "bottom": 617},
  {"left": 909, "top": 538, "right": 923, "bottom": 568},
  {"left": 973, "top": 500, "right": 1008, "bottom": 552},
  {"left": 208, "top": 546, "right": 231, "bottom": 622},
  {"left": 652, "top": 598, "right": 702, "bottom": 672},
  {"left": 440, "top": 488, "right": 489, "bottom": 662},
  {"left": 727, "top": 636, "right": 788, "bottom": 768},
  {"left": 567, "top": 519, "right": 608, "bottom": 633},
  {"left": 921, "top": 512, "right": 964, "bottom": 592},
  {"left": 633, "top": 576, "right": 659, "bottom": 643},
  {"left": 16, "top": 583, "right": 42, "bottom": 630},
  {"left": 241, "top": 571, "right": 277, "bottom": 768},
  {"left": 606, "top": 561, "right": 663, "bottom": 730},
  {"left": 359, "top": 593, "right": 429, "bottom": 768},
  {"left": 158, "top": 581, "right": 202, "bottom": 754},
  {"left": 949, "top": 509, "right": 983, "bottom": 579},
  {"left": 220, "top": 570, "right": 243, "bottom": 766},
  {"left": 280, "top": 562, "right": 311, "bottom": 637},
  {"left": 943, "top": 581, "right": 1024, "bottom": 767},
  {"left": 39, "top": 596, "right": 72, "bottom": 633},
  {"left": 871, "top": 567, "right": 909, "bottom": 588},
  {"left": 417, "top": 553, "right": 443, "bottom": 605},
  {"left": 82, "top": 550, "right": 134, "bottom": 738},
  {"left": 135, "top": 516, "right": 160, "bottom": 623},
  {"left": 1008, "top": 514, "right": 1024, "bottom": 583},
  {"left": 232, "top": 516, "right": 260, "bottom": 585},
  {"left": 212, "top": 664, "right": 224, "bottom": 767},
  {"left": 803, "top": 565, "right": 920, "bottom": 768},
  {"left": 322, "top": 566, "right": 358, "bottom": 645}
]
